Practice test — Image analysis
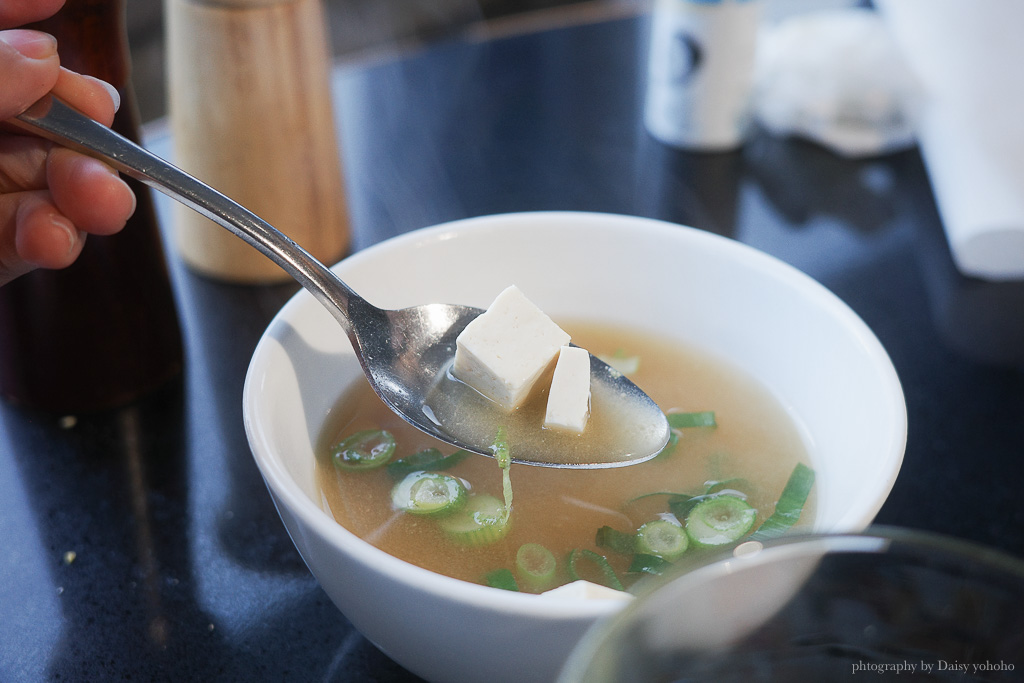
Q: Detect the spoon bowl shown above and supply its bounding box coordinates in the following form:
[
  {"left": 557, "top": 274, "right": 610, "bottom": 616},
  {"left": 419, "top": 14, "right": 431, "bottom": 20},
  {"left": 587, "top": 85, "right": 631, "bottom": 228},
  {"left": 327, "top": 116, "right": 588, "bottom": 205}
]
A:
[{"left": 11, "top": 95, "right": 669, "bottom": 466}]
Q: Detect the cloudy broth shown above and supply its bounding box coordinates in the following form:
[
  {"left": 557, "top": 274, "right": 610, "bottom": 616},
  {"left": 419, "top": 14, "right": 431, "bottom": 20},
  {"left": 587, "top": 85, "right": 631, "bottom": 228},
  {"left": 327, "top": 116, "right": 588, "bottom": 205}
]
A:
[{"left": 316, "top": 322, "right": 815, "bottom": 592}]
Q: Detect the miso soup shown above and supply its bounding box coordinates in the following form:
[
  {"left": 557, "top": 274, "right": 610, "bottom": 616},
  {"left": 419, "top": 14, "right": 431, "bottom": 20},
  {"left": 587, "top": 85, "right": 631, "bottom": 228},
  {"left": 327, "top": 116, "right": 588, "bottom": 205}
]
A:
[{"left": 316, "top": 322, "right": 815, "bottom": 593}]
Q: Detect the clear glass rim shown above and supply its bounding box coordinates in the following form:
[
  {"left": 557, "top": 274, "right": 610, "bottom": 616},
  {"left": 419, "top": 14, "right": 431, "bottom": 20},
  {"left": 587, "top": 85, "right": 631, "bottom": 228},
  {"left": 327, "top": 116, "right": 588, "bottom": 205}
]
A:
[{"left": 559, "top": 525, "right": 1024, "bottom": 682}]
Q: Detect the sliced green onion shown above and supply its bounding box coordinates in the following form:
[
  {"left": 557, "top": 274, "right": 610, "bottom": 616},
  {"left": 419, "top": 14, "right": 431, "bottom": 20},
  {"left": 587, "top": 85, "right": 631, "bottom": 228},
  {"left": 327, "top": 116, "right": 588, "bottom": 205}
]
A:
[
  {"left": 484, "top": 568, "right": 519, "bottom": 592},
  {"left": 749, "top": 463, "right": 816, "bottom": 542},
  {"left": 626, "top": 490, "right": 686, "bottom": 505},
  {"left": 626, "top": 490, "right": 700, "bottom": 517},
  {"left": 654, "top": 430, "right": 680, "bottom": 460},
  {"left": 387, "top": 447, "right": 470, "bottom": 479},
  {"left": 493, "top": 427, "right": 513, "bottom": 523},
  {"left": 391, "top": 471, "right": 467, "bottom": 516},
  {"left": 330, "top": 429, "right": 396, "bottom": 470},
  {"left": 595, "top": 526, "right": 637, "bottom": 556},
  {"left": 567, "top": 549, "right": 624, "bottom": 591},
  {"left": 667, "top": 489, "right": 749, "bottom": 520},
  {"left": 516, "top": 543, "right": 558, "bottom": 591},
  {"left": 628, "top": 553, "right": 671, "bottom": 576},
  {"left": 667, "top": 411, "right": 717, "bottom": 429},
  {"left": 597, "top": 350, "right": 640, "bottom": 376},
  {"left": 440, "top": 494, "right": 510, "bottom": 546},
  {"left": 685, "top": 495, "right": 756, "bottom": 548},
  {"left": 492, "top": 426, "right": 511, "bottom": 468},
  {"left": 500, "top": 467, "right": 513, "bottom": 519},
  {"left": 635, "top": 519, "right": 689, "bottom": 561},
  {"left": 704, "top": 478, "right": 750, "bottom": 495},
  {"left": 667, "top": 493, "right": 701, "bottom": 520}
]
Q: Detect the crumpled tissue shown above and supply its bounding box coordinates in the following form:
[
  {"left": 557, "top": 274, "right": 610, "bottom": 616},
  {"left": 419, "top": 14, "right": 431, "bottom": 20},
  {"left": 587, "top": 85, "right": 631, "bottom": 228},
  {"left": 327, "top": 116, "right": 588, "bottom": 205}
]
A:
[{"left": 753, "top": 7, "right": 920, "bottom": 158}]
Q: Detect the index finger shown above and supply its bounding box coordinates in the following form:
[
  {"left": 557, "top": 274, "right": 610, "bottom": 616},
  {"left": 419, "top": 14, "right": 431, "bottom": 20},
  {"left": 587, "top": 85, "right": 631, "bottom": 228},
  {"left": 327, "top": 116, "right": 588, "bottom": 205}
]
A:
[{"left": 50, "top": 66, "right": 120, "bottom": 126}]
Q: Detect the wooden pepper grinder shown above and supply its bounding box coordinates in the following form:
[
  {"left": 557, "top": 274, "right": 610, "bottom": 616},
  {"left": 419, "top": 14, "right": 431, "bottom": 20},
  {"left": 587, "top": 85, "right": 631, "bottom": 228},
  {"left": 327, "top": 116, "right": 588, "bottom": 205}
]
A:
[
  {"left": 0, "top": 0, "right": 184, "bottom": 413},
  {"left": 165, "top": 0, "right": 349, "bottom": 282}
]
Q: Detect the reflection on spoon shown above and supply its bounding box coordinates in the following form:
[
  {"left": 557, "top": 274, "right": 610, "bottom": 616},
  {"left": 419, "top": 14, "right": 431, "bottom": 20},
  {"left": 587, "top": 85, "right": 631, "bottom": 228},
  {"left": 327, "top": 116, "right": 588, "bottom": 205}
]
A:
[{"left": 426, "top": 359, "right": 670, "bottom": 468}]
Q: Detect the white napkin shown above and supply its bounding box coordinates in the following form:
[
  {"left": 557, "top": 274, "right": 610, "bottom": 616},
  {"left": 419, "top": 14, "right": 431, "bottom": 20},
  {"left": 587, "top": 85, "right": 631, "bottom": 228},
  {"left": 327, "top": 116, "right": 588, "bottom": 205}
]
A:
[{"left": 877, "top": 0, "right": 1024, "bottom": 281}]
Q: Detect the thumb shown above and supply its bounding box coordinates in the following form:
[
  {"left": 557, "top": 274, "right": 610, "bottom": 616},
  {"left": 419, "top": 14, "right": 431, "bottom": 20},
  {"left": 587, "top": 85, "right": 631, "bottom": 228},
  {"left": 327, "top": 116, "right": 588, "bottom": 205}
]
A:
[{"left": 0, "top": 30, "right": 60, "bottom": 121}]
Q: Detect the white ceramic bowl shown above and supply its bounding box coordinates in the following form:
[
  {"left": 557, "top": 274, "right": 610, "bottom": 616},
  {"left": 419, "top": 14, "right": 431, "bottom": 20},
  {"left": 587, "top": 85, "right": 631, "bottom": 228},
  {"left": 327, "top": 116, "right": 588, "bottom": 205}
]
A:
[{"left": 243, "top": 212, "right": 907, "bottom": 683}]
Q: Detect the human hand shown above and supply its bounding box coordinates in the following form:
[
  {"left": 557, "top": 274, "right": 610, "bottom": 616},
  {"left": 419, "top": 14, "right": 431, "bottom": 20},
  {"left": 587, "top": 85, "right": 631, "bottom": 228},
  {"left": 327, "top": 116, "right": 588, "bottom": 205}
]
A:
[{"left": 0, "top": 0, "right": 137, "bottom": 286}]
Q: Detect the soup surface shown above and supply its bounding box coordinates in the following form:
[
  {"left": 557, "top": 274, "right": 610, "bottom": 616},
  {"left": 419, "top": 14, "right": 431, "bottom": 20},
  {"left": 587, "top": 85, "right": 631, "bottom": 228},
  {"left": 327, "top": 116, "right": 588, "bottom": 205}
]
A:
[{"left": 316, "top": 322, "right": 815, "bottom": 592}]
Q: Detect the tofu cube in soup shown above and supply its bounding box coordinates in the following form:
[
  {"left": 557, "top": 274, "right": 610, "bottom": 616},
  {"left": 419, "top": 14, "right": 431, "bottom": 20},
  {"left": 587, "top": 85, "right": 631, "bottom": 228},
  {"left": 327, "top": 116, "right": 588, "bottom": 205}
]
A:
[
  {"left": 453, "top": 286, "right": 570, "bottom": 410},
  {"left": 544, "top": 345, "right": 591, "bottom": 433}
]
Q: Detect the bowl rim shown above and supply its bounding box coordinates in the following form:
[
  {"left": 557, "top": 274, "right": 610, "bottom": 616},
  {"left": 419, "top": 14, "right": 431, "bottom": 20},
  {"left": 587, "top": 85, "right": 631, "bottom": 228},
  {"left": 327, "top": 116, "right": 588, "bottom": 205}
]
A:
[{"left": 243, "top": 210, "right": 907, "bottom": 618}]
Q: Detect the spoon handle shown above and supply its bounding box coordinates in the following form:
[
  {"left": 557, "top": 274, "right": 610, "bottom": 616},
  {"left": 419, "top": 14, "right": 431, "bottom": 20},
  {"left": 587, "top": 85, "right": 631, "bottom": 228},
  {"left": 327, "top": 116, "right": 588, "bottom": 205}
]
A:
[{"left": 11, "top": 94, "right": 359, "bottom": 332}]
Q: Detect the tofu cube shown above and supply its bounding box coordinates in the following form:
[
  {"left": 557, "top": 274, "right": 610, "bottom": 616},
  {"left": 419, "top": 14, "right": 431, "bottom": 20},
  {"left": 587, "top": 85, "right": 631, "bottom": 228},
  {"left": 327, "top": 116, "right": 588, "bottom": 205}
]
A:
[
  {"left": 541, "top": 580, "right": 631, "bottom": 600},
  {"left": 544, "top": 345, "right": 592, "bottom": 433},
  {"left": 453, "top": 286, "right": 570, "bottom": 410}
]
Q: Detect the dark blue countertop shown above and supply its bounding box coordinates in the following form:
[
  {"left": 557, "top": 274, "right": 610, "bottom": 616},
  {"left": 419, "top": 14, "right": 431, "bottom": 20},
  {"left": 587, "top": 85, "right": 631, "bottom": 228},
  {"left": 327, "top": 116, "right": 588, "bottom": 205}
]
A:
[{"left": 2, "top": 11, "right": 1022, "bottom": 682}]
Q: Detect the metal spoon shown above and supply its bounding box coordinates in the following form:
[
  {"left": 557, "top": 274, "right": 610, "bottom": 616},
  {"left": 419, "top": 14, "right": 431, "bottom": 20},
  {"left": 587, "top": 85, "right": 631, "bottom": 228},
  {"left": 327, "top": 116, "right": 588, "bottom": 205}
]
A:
[{"left": 12, "top": 95, "right": 670, "bottom": 467}]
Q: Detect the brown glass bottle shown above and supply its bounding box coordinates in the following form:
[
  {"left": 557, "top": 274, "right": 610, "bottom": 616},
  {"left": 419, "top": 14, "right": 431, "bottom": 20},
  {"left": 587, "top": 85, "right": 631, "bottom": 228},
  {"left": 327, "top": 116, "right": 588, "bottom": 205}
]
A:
[{"left": 0, "top": 0, "right": 183, "bottom": 413}]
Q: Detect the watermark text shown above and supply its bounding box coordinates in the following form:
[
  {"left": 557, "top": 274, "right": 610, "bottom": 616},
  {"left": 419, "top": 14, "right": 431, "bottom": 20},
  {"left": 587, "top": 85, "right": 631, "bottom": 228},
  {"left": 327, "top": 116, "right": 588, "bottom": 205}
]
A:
[{"left": 851, "top": 660, "right": 1015, "bottom": 675}]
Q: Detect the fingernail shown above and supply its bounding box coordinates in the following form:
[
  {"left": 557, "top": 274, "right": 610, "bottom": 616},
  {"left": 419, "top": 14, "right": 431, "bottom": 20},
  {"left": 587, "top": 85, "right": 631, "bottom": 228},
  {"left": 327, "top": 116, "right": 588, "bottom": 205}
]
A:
[
  {"left": 86, "top": 76, "right": 121, "bottom": 112},
  {"left": 124, "top": 181, "right": 138, "bottom": 218},
  {"left": 50, "top": 214, "right": 79, "bottom": 256},
  {"left": 0, "top": 29, "right": 58, "bottom": 61}
]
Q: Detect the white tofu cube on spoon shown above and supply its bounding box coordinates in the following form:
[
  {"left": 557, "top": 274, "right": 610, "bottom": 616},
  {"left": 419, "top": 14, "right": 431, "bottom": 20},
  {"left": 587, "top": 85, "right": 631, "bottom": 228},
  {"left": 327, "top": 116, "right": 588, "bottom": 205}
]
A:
[
  {"left": 544, "top": 345, "right": 592, "bottom": 433},
  {"left": 452, "top": 286, "right": 570, "bottom": 410}
]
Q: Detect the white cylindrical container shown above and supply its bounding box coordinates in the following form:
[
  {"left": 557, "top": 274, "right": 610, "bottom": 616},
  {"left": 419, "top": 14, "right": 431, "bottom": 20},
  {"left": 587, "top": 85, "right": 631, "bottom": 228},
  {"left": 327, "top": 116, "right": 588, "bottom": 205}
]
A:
[{"left": 644, "top": 0, "right": 761, "bottom": 151}]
